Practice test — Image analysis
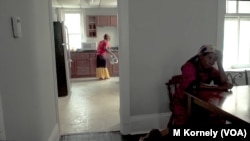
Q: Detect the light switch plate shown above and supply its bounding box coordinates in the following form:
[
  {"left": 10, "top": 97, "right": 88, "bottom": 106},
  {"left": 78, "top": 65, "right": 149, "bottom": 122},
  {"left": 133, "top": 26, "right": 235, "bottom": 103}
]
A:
[{"left": 11, "top": 16, "right": 22, "bottom": 38}]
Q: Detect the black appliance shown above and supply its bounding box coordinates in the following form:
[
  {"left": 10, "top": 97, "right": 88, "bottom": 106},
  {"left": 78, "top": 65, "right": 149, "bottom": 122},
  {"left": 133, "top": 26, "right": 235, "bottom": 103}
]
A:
[{"left": 53, "top": 21, "right": 71, "bottom": 97}]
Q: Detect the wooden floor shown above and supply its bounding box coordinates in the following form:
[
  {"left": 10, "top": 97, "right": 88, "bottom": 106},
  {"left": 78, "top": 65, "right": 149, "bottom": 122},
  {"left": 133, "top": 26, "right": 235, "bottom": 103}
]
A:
[{"left": 59, "top": 131, "right": 146, "bottom": 141}]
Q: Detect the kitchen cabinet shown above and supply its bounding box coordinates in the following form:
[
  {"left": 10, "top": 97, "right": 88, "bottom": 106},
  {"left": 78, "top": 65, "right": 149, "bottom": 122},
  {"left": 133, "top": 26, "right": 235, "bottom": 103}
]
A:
[
  {"left": 71, "top": 52, "right": 92, "bottom": 77},
  {"left": 110, "top": 16, "right": 118, "bottom": 26},
  {"left": 87, "top": 15, "right": 117, "bottom": 27},
  {"left": 87, "top": 16, "right": 97, "bottom": 37},
  {"left": 96, "top": 15, "right": 118, "bottom": 26},
  {"left": 89, "top": 53, "right": 97, "bottom": 76},
  {"left": 107, "top": 52, "right": 119, "bottom": 76},
  {"left": 70, "top": 51, "right": 119, "bottom": 78},
  {"left": 86, "top": 15, "right": 117, "bottom": 37},
  {"left": 96, "top": 16, "right": 111, "bottom": 26},
  {"left": 70, "top": 52, "right": 77, "bottom": 76}
]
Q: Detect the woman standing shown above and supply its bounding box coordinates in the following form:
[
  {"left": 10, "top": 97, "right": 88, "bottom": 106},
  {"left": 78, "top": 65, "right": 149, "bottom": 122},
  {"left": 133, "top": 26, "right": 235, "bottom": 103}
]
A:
[{"left": 96, "top": 34, "right": 112, "bottom": 80}]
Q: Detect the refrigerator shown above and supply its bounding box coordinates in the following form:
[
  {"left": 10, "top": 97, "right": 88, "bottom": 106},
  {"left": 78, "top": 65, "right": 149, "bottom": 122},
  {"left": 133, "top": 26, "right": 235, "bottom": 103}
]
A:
[{"left": 53, "top": 21, "right": 71, "bottom": 97}]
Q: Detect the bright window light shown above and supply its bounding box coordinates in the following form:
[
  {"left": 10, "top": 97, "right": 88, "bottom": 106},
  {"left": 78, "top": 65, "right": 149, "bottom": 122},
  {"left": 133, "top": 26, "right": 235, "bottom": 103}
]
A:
[
  {"left": 223, "top": 0, "right": 250, "bottom": 69},
  {"left": 64, "top": 13, "right": 82, "bottom": 51}
]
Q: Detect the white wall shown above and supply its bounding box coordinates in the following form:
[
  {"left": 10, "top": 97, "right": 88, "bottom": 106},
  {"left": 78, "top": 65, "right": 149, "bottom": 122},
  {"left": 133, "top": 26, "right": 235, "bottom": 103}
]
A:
[
  {"left": 0, "top": 92, "right": 6, "bottom": 139},
  {"left": 118, "top": 0, "right": 225, "bottom": 134},
  {"left": 52, "top": 7, "right": 58, "bottom": 21},
  {"left": 0, "top": 0, "right": 60, "bottom": 141},
  {"left": 130, "top": 0, "right": 218, "bottom": 115}
]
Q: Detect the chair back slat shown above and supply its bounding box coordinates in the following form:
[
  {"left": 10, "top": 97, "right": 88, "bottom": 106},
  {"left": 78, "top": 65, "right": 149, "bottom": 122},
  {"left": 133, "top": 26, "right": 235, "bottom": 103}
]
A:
[
  {"left": 165, "top": 74, "right": 182, "bottom": 128},
  {"left": 165, "top": 75, "right": 182, "bottom": 109}
]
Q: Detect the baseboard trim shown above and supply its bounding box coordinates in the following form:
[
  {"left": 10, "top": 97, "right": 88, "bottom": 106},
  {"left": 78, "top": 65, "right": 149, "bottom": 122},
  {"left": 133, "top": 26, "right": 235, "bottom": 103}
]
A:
[
  {"left": 48, "top": 124, "right": 60, "bottom": 141},
  {"left": 121, "top": 112, "right": 171, "bottom": 135}
]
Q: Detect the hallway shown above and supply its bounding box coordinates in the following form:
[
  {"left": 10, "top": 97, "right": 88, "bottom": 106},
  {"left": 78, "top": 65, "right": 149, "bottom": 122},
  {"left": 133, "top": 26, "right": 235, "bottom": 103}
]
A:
[{"left": 58, "top": 77, "right": 120, "bottom": 135}]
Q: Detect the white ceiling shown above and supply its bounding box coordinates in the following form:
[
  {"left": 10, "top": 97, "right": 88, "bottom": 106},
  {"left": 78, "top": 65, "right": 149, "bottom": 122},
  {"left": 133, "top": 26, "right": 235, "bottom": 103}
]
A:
[{"left": 52, "top": 0, "right": 117, "bottom": 8}]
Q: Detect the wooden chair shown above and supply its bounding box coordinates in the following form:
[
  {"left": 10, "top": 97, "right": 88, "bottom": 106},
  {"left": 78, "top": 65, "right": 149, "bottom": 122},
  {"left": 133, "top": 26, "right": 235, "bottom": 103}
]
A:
[{"left": 165, "top": 74, "right": 182, "bottom": 128}]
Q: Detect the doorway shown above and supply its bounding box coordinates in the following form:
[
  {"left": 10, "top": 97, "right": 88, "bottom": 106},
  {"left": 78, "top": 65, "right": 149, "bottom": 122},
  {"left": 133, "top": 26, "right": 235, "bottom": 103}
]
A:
[{"left": 50, "top": 1, "right": 120, "bottom": 135}]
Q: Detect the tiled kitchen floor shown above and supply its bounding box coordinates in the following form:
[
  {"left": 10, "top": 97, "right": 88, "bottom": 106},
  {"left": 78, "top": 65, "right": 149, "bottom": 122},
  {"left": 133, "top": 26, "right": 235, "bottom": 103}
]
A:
[{"left": 58, "top": 77, "right": 120, "bottom": 135}]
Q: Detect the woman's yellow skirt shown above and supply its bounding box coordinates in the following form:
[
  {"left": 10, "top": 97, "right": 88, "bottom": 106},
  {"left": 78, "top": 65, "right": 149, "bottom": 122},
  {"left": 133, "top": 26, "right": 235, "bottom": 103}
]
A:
[{"left": 96, "top": 67, "right": 110, "bottom": 79}]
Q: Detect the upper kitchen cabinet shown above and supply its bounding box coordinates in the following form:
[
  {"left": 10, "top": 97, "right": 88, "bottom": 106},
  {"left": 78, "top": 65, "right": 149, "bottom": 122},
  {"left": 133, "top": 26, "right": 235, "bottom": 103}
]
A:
[
  {"left": 86, "top": 15, "right": 118, "bottom": 37},
  {"left": 96, "top": 15, "right": 118, "bottom": 27},
  {"left": 87, "top": 16, "right": 97, "bottom": 37},
  {"left": 110, "top": 16, "right": 118, "bottom": 26},
  {"left": 96, "top": 16, "right": 111, "bottom": 26}
]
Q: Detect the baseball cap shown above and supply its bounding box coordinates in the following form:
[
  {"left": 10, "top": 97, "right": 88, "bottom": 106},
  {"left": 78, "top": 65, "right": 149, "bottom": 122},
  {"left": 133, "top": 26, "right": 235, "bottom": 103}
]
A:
[{"left": 198, "top": 44, "right": 215, "bottom": 55}]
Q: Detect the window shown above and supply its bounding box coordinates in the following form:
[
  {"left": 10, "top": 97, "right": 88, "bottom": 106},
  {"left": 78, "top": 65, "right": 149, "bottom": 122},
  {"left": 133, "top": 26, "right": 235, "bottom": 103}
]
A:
[
  {"left": 223, "top": 0, "right": 250, "bottom": 69},
  {"left": 61, "top": 10, "right": 83, "bottom": 51}
]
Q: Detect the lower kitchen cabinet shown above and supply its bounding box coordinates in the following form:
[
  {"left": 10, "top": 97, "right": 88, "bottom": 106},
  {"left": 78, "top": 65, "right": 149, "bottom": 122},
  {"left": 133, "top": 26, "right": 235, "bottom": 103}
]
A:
[
  {"left": 70, "top": 52, "right": 91, "bottom": 77},
  {"left": 70, "top": 51, "right": 119, "bottom": 78},
  {"left": 89, "top": 53, "right": 97, "bottom": 76}
]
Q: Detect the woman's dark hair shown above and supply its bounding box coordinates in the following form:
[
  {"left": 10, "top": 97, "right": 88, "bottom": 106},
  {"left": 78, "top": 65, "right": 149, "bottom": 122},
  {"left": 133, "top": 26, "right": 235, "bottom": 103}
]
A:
[
  {"left": 182, "top": 55, "right": 201, "bottom": 91},
  {"left": 104, "top": 34, "right": 109, "bottom": 40},
  {"left": 187, "top": 52, "right": 211, "bottom": 63},
  {"left": 187, "top": 55, "right": 199, "bottom": 64},
  {"left": 200, "top": 52, "right": 212, "bottom": 57}
]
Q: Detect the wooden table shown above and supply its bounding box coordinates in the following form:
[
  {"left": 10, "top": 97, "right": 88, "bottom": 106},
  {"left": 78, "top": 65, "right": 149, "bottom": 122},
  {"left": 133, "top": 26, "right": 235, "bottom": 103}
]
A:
[{"left": 185, "top": 86, "right": 250, "bottom": 126}]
